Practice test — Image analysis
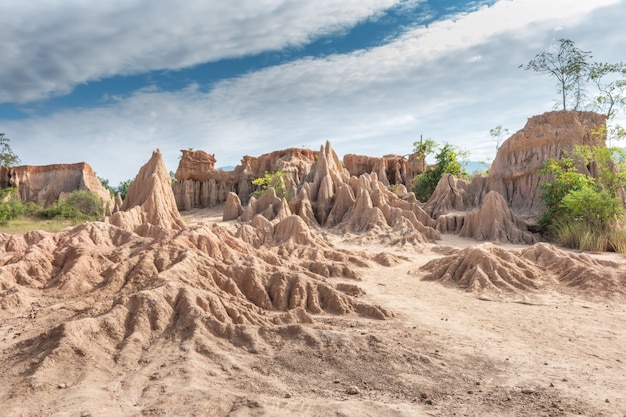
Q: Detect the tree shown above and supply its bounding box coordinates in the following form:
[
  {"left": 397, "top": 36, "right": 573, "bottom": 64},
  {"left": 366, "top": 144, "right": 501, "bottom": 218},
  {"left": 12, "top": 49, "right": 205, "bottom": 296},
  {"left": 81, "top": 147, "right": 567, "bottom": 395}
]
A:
[
  {"left": 521, "top": 39, "right": 592, "bottom": 111},
  {"left": 117, "top": 179, "right": 134, "bottom": 200},
  {"left": 412, "top": 137, "right": 437, "bottom": 156},
  {"left": 412, "top": 142, "right": 469, "bottom": 202},
  {"left": 0, "top": 133, "right": 21, "bottom": 167},
  {"left": 588, "top": 61, "right": 626, "bottom": 119},
  {"left": 489, "top": 125, "right": 510, "bottom": 151},
  {"left": 98, "top": 177, "right": 116, "bottom": 197}
]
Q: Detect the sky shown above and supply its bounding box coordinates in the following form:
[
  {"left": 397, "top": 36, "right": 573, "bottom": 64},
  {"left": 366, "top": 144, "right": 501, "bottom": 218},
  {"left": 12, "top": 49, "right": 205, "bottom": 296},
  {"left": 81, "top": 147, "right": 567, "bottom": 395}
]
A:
[{"left": 1, "top": 0, "right": 626, "bottom": 185}]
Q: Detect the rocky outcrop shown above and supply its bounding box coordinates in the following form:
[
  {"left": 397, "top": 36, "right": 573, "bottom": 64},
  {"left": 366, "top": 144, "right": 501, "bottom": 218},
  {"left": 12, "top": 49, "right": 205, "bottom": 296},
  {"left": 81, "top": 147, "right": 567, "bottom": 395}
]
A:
[
  {"left": 173, "top": 148, "right": 318, "bottom": 210},
  {"left": 480, "top": 111, "right": 607, "bottom": 217},
  {"left": 108, "top": 149, "right": 184, "bottom": 233},
  {"left": 0, "top": 162, "right": 115, "bottom": 213},
  {"left": 459, "top": 191, "right": 537, "bottom": 244},
  {"left": 174, "top": 149, "right": 217, "bottom": 181},
  {"left": 343, "top": 152, "right": 425, "bottom": 187},
  {"left": 238, "top": 141, "right": 440, "bottom": 245},
  {"left": 422, "top": 111, "right": 607, "bottom": 244}
]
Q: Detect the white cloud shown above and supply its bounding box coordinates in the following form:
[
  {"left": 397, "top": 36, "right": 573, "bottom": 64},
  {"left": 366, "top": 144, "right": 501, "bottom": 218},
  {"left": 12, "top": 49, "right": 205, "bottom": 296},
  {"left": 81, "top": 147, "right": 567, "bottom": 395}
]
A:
[
  {"left": 3, "top": 0, "right": 626, "bottom": 184},
  {"left": 0, "top": 0, "right": 400, "bottom": 103}
]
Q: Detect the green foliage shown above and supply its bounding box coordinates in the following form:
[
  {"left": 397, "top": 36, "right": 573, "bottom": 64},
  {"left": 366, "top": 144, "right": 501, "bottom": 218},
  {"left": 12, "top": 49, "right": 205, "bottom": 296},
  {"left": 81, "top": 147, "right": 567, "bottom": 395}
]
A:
[
  {"left": 0, "top": 133, "right": 21, "bottom": 167},
  {"left": 98, "top": 176, "right": 116, "bottom": 197},
  {"left": 539, "top": 145, "right": 626, "bottom": 251},
  {"left": 0, "top": 188, "right": 106, "bottom": 229},
  {"left": 0, "top": 188, "right": 25, "bottom": 225},
  {"left": 489, "top": 125, "right": 509, "bottom": 150},
  {"left": 38, "top": 190, "right": 105, "bottom": 222},
  {"left": 412, "top": 137, "right": 437, "bottom": 156},
  {"left": 572, "top": 145, "right": 626, "bottom": 196},
  {"left": 538, "top": 157, "right": 594, "bottom": 226},
  {"left": 412, "top": 143, "right": 468, "bottom": 202},
  {"left": 520, "top": 38, "right": 591, "bottom": 111},
  {"left": 251, "top": 170, "right": 289, "bottom": 199},
  {"left": 560, "top": 187, "right": 623, "bottom": 229},
  {"left": 117, "top": 179, "right": 134, "bottom": 200}
]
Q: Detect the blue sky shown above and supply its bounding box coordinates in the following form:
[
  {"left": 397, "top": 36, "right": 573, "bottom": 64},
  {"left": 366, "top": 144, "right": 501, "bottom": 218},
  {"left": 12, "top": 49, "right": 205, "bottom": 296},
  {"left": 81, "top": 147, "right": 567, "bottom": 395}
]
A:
[{"left": 1, "top": 0, "right": 625, "bottom": 184}]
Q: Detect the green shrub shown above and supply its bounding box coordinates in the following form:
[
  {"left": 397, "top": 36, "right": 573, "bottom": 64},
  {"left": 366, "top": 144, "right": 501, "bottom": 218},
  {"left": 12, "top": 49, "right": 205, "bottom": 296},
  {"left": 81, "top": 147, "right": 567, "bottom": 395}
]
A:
[
  {"left": 37, "top": 190, "right": 105, "bottom": 222},
  {"left": 251, "top": 170, "right": 289, "bottom": 199},
  {"left": 560, "top": 187, "right": 623, "bottom": 228},
  {"left": 0, "top": 188, "right": 25, "bottom": 225},
  {"left": 412, "top": 143, "right": 468, "bottom": 202},
  {"left": 539, "top": 144, "right": 626, "bottom": 252}
]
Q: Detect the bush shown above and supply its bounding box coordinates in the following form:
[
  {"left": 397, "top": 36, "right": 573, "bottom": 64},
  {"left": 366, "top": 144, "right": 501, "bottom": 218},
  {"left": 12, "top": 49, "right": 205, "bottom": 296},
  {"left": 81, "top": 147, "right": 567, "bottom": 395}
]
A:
[
  {"left": 252, "top": 170, "right": 289, "bottom": 199},
  {"left": 412, "top": 143, "right": 467, "bottom": 202},
  {"left": 540, "top": 145, "right": 626, "bottom": 251},
  {"left": 560, "top": 187, "right": 623, "bottom": 229},
  {"left": 0, "top": 188, "right": 25, "bottom": 225},
  {"left": 37, "top": 190, "right": 106, "bottom": 222}
]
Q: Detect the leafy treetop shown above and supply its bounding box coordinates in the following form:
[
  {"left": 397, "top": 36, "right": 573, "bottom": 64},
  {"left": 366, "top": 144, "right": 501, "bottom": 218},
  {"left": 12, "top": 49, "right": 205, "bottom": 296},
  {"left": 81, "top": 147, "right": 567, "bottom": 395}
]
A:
[{"left": 0, "top": 133, "right": 20, "bottom": 168}]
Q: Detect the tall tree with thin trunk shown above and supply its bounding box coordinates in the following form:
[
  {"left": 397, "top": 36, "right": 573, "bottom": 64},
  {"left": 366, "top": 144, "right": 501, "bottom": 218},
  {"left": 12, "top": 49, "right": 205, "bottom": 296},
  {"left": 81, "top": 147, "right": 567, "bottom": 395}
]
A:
[{"left": 520, "top": 39, "right": 592, "bottom": 111}]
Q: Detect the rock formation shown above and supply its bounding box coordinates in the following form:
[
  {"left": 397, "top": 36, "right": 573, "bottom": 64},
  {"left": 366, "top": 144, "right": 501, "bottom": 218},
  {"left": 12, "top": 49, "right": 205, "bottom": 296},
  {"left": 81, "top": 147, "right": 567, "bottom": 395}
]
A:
[
  {"left": 174, "top": 149, "right": 217, "bottom": 181},
  {"left": 480, "top": 110, "right": 607, "bottom": 217},
  {"left": 0, "top": 162, "right": 115, "bottom": 213},
  {"left": 458, "top": 191, "right": 537, "bottom": 244},
  {"left": 173, "top": 148, "right": 318, "bottom": 210},
  {"left": 343, "top": 152, "right": 425, "bottom": 187},
  {"left": 422, "top": 111, "right": 607, "bottom": 244},
  {"left": 108, "top": 149, "right": 185, "bottom": 233},
  {"left": 236, "top": 141, "right": 440, "bottom": 245}
]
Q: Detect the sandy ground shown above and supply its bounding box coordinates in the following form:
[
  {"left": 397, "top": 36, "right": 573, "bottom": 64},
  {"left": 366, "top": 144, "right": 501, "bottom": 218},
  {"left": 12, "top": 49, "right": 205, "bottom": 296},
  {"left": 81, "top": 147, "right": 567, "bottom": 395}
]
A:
[{"left": 1, "top": 206, "right": 625, "bottom": 416}]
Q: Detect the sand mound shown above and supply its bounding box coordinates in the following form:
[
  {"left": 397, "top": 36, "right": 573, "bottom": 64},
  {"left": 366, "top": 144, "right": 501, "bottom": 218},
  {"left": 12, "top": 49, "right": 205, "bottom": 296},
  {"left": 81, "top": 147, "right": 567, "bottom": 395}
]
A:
[
  {"left": 421, "top": 243, "right": 542, "bottom": 296},
  {"left": 421, "top": 242, "right": 626, "bottom": 300},
  {"left": 520, "top": 243, "right": 626, "bottom": 299},
  {"left": 0, "top": 217, "right": 389, "bottom": 361}
]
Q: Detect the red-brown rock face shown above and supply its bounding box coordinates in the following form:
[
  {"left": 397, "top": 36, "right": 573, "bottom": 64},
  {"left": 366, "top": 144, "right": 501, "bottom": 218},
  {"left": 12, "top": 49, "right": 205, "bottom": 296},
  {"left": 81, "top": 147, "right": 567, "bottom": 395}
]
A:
[
  {"left": 173, "top": 148, "right": 319, "bottom": 210},
  {"left": 0, "top": 162, "right": 114, "bottom": 212},
  {"left": 343, "top": 152, "right": 425, "bottom": 187},
  {"left": 174, "top": 149, "right": 217, "bottom": 182},
  {"left": 484, "top": 110, "right": 607, "bottom": 216}
]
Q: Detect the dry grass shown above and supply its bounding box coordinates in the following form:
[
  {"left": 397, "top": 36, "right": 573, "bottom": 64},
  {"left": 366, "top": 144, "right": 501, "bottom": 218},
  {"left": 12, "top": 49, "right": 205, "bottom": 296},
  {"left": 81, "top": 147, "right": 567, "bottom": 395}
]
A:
[
  {"left": 0, "top": 217, "right": 79, "bottom": 234},
  {"left": 554, "top": 220, "right": 626, "bottom": 254}
]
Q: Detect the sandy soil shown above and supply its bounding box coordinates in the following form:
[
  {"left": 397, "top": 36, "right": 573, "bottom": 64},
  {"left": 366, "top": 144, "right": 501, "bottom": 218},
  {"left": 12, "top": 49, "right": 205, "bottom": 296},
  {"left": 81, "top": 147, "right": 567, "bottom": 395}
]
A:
[{"left": 1, "top": 206, "right": 625, "bottom": 416}]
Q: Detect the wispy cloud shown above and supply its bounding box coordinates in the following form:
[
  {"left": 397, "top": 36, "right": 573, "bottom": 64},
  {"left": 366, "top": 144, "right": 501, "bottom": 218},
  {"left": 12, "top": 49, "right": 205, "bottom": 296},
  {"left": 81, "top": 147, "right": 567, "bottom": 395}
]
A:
[
  {"left": 0, "top": 0, "right": 400, "bottom": 103},
  {"left": 3, "top": 0, "right": 626, "bottom": 184}
]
